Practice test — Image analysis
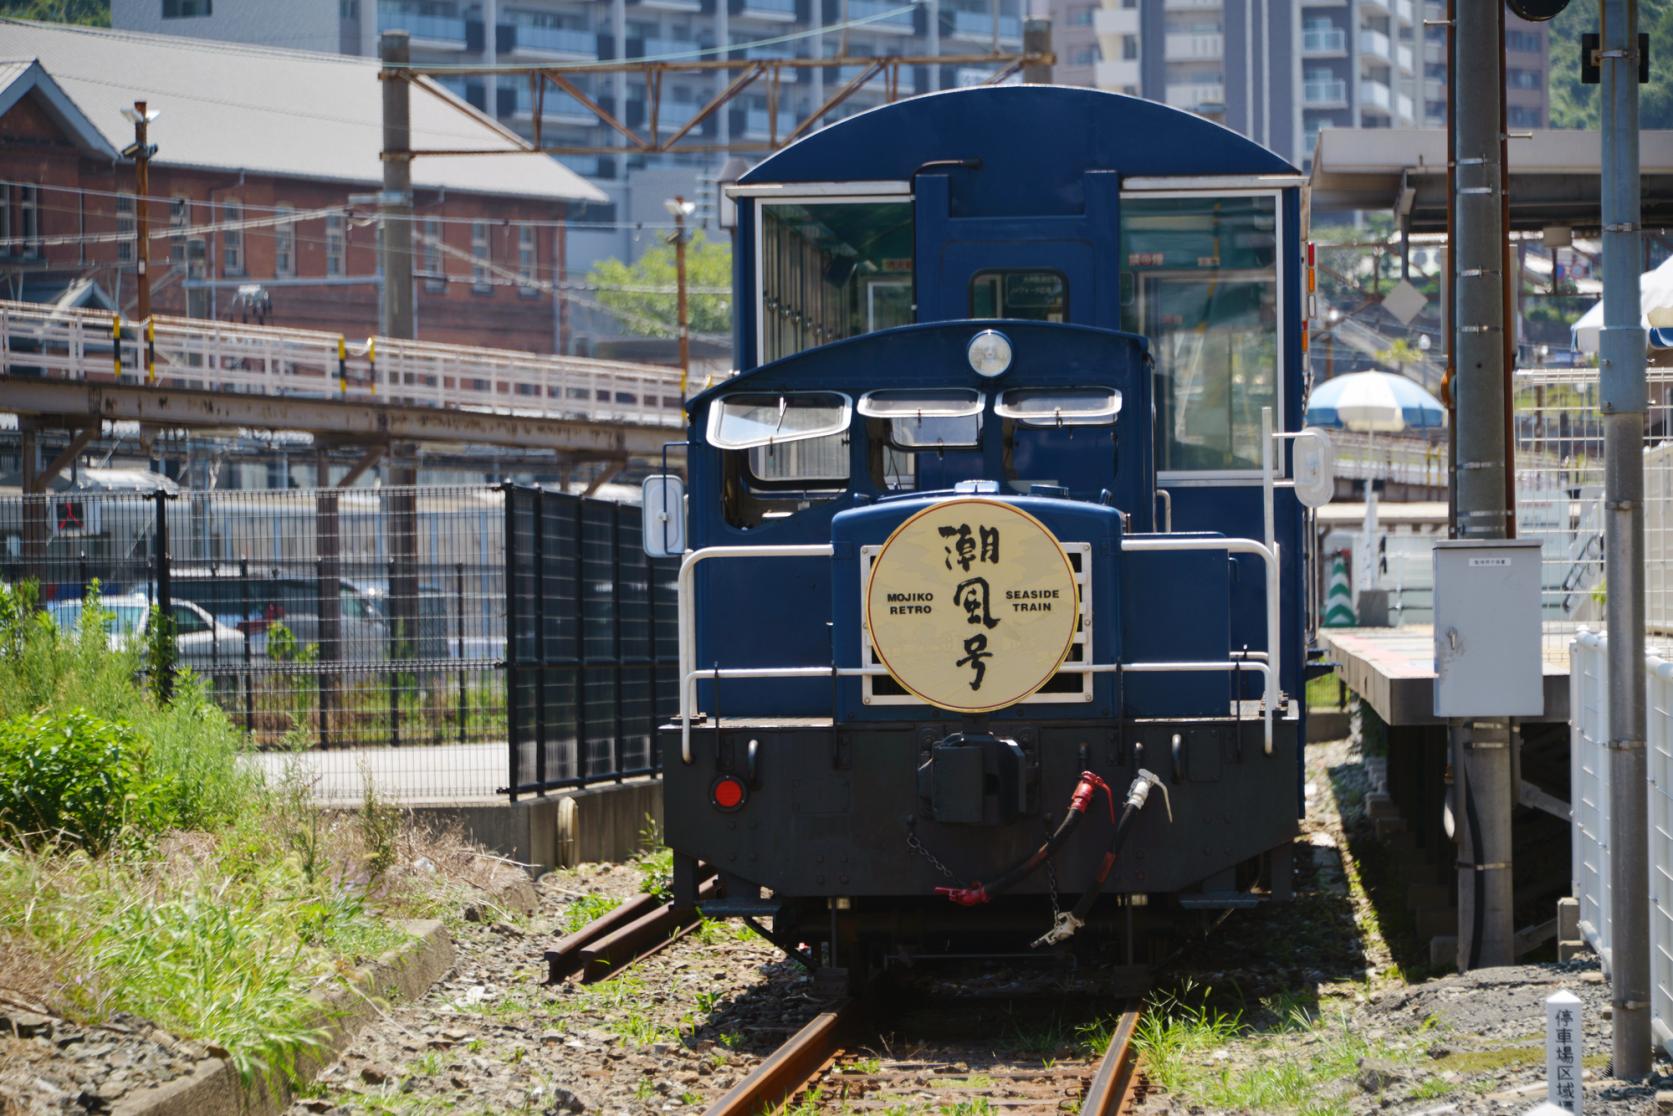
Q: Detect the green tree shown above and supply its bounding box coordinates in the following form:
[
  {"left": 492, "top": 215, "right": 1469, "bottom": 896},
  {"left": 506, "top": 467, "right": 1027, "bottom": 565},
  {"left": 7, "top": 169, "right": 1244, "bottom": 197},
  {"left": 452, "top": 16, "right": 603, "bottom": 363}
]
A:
[
  {"left": 0, "top": 0, "right": 110, "bottom": 24},
  {"left": 585, "top": 231, "right": 732, "bottom": 339},
  {"left": 1548, "top": 0, "right": 1673, "bottom": 131},
  {"left": 1375, "top": 338, "right": 1424, "bottom": 376}
]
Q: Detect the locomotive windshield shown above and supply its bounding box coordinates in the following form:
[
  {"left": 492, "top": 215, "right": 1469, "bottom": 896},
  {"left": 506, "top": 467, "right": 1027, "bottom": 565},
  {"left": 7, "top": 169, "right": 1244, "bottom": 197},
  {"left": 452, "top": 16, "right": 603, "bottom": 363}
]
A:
[{"left": 857, "top": 389, "right": 983, "bottom": 449}]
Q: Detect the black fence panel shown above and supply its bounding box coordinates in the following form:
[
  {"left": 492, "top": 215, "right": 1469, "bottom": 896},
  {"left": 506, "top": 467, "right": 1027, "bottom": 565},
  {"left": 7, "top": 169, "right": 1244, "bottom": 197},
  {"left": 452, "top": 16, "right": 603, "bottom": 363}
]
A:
[{"left": 503, "top": 483, "right": 679, "bottom": 799}]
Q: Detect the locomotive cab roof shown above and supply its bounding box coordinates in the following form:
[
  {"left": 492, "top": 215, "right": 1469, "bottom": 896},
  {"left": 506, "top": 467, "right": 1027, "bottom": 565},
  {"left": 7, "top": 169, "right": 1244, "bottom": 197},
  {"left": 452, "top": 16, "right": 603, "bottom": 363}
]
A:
[{"left": 738, "top": 84, "right": 1299, "bottom": 199}]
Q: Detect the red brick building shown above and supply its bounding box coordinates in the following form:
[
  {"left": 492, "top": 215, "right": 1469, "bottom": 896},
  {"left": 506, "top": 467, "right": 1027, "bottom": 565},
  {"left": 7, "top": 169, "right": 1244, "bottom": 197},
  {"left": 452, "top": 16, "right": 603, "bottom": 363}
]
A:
[{"left": 0, "top": 20, "right": 606, "bottom": 355}]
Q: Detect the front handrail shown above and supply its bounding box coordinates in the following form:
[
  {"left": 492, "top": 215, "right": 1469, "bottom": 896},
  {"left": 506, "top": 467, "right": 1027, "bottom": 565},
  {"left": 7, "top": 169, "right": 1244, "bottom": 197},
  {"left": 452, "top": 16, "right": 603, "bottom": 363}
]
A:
[{"left": 676, "top": 534, "right": 1282, "bottom": 761}]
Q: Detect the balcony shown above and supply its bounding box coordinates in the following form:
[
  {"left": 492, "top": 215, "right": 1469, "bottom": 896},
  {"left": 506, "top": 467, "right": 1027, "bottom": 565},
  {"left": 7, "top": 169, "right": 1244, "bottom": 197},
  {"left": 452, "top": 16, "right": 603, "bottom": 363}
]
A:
[
  {"left": 1094, "top": 58, "right": 1140, "bottom": 89},
  {"left": 948, "top": 10, "right": 1021, "bottom": 44},
  {"left": 1302, "top": 26, "right": 1346, "bottom": 55},
  {"left": 1396, "top": 91, "right": 1414, "bottom": 119},
  {"left": 507, "top": 24, "right": 596, "bottom": 58},
  {"left": 1303, "top": 78, "right": 1348, "bottom": 106},
  {"left": 1165, "top": 81, "right": 1224, "bottom": 110},
  {"left": 736, "top": 0, "right": 798, "bottom": 20},
  {"left": 1358, "top": 28, "right": 1391, "bottom": 60},
  {"left": 1164, "top": 0, "right": 1221, "bottom": 8},
  {"left": 1360, "top": 78, "right": 1392, "bottom": 113},
  {"left": 628, "top": 0, "right": 702, "bottom": 12},
  {"left": 1395, "top": 42, "right": 1413, "bottom": 71},
  {"left": 1393, "top": 0, "right": 1414, "bottom": 22},
  {"left": 851, "top": 0, "right": 916, "bottom": 33},
  {"left": 1093, "top": 6, "right": 1138, "bottom": 36},
  {"left": 1164, "top": 32, "right": 1223, "bottom": 62},
  {"left": 640, "top": 36, "right": 703, "bottom": 58},
  {"left": 378, "top": 7, "right": 467, "bottom": 48}
]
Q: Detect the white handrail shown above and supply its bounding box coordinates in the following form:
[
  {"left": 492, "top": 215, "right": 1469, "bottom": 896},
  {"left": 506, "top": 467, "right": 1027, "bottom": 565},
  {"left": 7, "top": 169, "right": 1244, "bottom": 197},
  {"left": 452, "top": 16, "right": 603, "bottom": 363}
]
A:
[{"left": 1119, "top": 535, "right": 1281, "bottom": 754}]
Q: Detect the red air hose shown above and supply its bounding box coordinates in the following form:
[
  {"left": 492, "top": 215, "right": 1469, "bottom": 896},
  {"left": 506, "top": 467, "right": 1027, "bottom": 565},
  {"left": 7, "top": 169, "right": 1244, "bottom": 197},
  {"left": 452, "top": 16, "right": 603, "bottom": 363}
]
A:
[{"left": 933, "top": 770, "right": 1114, "bottom": 907}]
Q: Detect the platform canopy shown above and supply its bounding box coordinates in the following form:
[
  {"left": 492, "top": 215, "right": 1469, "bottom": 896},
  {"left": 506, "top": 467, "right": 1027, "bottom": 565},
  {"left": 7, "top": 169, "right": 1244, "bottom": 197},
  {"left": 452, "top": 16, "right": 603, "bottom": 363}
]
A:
[{"left": 1308, "top": 127, "right": 1673, "bottom": 233}]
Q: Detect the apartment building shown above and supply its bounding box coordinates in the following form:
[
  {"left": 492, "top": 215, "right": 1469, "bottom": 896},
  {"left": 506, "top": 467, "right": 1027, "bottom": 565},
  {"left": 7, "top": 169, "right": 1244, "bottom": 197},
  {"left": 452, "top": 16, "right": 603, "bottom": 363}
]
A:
[
  {"left": 1420, "top": 0, "right": 1551, "bottom": 128},
  {"left": 1056, "top": 0, "right": 1548, "bottom": 169},
  {"left": 112, "top": 0, "right": 1027, "bottom": 267}
]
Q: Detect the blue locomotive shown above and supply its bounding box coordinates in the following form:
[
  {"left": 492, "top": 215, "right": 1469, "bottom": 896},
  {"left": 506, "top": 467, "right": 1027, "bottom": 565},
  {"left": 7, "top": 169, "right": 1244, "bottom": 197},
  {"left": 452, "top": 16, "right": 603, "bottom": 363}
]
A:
[{"left": 645, "top": 85, "right": 1330, "bottom": 966}]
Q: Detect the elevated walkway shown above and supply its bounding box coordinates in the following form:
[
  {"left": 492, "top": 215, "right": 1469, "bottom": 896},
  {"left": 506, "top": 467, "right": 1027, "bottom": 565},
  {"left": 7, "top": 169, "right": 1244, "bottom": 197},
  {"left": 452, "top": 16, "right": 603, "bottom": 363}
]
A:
[{"left": 0, "top": 301, "right": 685, "bottom": 459}]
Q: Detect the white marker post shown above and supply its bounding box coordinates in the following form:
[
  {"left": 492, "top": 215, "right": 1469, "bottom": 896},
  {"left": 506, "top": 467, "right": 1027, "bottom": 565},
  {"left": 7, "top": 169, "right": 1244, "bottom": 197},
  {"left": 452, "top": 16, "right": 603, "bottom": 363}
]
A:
[{"left": 1546, "top": 990, "right": 1583, "bottom": 1113}]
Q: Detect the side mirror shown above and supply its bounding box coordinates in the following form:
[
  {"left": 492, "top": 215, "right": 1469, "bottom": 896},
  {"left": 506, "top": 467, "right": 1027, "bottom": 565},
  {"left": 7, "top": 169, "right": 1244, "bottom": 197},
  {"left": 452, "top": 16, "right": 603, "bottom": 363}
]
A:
[
  {"left": 641, "top": 475, "right": 686, "bottom": 558},
  {"left": 1292, "top": 428, "right": 1335, "bottom": 508}
]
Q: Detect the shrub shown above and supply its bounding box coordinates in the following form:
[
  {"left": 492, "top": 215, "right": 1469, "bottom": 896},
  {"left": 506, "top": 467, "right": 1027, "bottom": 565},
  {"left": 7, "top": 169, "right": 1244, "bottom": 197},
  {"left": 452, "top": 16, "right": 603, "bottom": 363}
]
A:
[{"left": 0, "top": 708, "right": 141, "bottom": 851}]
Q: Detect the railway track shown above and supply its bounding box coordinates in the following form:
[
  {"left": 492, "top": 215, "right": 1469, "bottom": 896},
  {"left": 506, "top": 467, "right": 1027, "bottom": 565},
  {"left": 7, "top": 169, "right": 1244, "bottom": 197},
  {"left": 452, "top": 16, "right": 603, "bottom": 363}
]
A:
[{"left": 707, "top": 992, "right": 1143, "bottom": 1115}]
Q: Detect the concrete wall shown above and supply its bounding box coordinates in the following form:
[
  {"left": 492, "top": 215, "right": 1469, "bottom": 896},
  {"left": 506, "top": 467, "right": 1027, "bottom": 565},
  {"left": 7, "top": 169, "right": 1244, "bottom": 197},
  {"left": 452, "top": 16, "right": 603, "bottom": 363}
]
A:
[{"left": 404, "top": 777, "right": 663, "bottom": 873}]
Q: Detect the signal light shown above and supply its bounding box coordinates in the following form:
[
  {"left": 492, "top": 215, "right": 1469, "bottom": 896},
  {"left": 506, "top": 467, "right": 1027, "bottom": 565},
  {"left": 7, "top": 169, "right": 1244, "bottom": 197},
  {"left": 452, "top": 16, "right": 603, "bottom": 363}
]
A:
[{"left": 710, "top": 774, "right": 747, "bottom": 812}]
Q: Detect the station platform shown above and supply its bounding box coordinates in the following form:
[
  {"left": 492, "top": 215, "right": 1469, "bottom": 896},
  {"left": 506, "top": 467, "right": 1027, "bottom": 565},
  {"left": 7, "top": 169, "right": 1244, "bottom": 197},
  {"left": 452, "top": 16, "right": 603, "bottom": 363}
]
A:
[{"left": 1321, "top": 626, "right": 1571, "bottom": 728}]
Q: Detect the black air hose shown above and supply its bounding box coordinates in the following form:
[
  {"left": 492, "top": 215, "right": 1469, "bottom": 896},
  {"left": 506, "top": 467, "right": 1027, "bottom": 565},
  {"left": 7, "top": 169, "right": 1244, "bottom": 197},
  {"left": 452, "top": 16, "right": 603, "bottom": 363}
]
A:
[{"left": 934, "top": 770, "right": 1114, "bottom": 907}]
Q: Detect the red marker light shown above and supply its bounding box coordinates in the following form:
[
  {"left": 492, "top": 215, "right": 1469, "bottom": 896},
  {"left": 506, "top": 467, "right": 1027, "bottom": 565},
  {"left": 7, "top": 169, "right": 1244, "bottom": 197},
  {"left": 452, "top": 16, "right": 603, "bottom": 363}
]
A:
[{"left": 710, "top": 774, "right": 747, "bottom": 812}]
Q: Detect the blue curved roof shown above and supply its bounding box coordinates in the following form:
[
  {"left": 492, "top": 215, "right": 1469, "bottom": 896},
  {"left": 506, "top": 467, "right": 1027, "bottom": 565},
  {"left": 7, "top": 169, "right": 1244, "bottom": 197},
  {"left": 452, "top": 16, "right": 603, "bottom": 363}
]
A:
[{"left": 740, "top": 86, "right": 1296, "bottom": 203}]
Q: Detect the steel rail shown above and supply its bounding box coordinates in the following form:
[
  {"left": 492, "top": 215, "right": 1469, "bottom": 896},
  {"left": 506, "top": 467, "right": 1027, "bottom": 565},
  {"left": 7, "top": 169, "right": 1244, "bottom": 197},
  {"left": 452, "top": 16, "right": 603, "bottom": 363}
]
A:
[
  {"left": 1080, "top": 1007, "right": 1143, "bottom": 1115},
  {"left": 704, "top": 999, "right": 857, "bottom": 1116}
]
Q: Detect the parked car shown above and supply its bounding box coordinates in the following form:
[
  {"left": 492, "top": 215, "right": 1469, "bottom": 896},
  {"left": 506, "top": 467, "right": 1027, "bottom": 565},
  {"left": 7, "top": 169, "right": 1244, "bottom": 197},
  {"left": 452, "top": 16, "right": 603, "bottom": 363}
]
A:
[
  {"left": 157, "top": 570, "right": 390, "bottom": 662},
  {"left": 46, "top": 593, "right": 246, "bottom": 667}
]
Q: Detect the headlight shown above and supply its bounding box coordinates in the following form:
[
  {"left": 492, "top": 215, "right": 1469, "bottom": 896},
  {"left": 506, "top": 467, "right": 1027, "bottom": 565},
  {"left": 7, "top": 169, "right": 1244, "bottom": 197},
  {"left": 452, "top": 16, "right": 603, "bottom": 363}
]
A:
[{"left": 966, "top": 330, "right": 1013, "bottom": 378}]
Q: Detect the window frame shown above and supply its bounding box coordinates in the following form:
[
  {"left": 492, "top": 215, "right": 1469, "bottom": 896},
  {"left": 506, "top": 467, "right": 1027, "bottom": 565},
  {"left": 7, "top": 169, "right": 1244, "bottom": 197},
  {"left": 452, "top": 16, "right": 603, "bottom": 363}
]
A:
[
  {"left": 1118, "top": 184, "right": 1288, "bottom": 486},
  {"left": 18, "top": 185, "right": 39, "bottom": 258},
  {"left": 471, "top": 220, "right": 491, "bottom": 294},
  {"left": 516, "top": 223, "right": 539, "bottom": 298},
  {"left": 325, "top": 213, "right": 346, "bottom": 277},
  {"left": 745, "top": 182, "right": 913, "bottom": 366},
  {"left": 273, "top": 204, "right": 295, "bottom": 277},
  {"left": 706, "top": 390, "right": 853, "bottom": 452},
  {"left": 116, "top": 194, "right": 136, "bottom": 265},
  {"left": 422, "top": 217, "right": 445, "bottom": 292}
]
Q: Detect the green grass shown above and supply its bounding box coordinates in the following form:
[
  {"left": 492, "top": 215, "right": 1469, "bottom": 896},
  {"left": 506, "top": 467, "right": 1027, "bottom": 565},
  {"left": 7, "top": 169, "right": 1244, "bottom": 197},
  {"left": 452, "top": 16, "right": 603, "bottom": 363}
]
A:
[
  {"left": 0, "top": 582, "right": 461, "bottom": 1084},
  {"left": 1305, "top": 671, "right": 1346, "bottom": 709},
  {"left": 559, "top": 893, "right": 622, "bottom": 935},
  {"left": 1131, "top": 982, "right": 1418, "bottom": 1116}
]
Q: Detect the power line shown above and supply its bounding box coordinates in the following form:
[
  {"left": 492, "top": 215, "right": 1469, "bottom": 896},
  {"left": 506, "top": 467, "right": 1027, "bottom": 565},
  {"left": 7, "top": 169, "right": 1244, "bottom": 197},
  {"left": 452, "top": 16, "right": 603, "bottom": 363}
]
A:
[{"left": 382, "top": 2, "right": 933, "bottom": 73}]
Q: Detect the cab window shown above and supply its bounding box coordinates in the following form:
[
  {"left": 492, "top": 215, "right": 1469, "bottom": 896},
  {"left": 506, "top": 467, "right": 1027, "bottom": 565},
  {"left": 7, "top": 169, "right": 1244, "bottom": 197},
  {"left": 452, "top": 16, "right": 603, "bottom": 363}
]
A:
[
  {"left": 709, "top": 391, "right": 853, "bottom": 528},
  {"left": 970, "top": 270, "right": 1067, "bottom": 322},
  {"left": 858, "top": 388, "right": 983, "bottom": 492},
  {"left": 1120, "top": 194, "right": 1279, "bottom": 474},
  {"left": 998, "top": 387, "right": 1121, "bottom": 495},
  {"left": 758, "top": 200, "right": 913, "bottom": 363}
]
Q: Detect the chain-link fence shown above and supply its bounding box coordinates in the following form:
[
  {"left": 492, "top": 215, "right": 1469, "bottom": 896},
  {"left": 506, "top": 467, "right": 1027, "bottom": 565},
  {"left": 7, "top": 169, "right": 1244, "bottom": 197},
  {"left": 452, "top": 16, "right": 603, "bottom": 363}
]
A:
[{"left": 0, "top": 483, "right": 676, "bottom": 802}]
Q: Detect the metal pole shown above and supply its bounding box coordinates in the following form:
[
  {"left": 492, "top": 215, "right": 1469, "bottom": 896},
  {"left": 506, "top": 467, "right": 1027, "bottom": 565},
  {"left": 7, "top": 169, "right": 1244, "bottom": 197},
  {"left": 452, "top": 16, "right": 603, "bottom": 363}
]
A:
[
  {"left": 1600, "top": 0, "right": 1650, "bottom": 1079},
  {"left": 132, "top": 102, "right": 153, "bottom": 327},
  {"left": 1448, "top": 0, "right": 1513, "bottom": 970},
  {"left": 380, "top": 31, "right": 415, "bottom": 342},
  {"left": 1022, "top": 19, "right": 1053, "bottom": 84},
  {"left": 673, "top": 198, "right": 690, "bottom": 403},
  {"left": 556, "top": 213, "right": 570, "bottom": 355}
]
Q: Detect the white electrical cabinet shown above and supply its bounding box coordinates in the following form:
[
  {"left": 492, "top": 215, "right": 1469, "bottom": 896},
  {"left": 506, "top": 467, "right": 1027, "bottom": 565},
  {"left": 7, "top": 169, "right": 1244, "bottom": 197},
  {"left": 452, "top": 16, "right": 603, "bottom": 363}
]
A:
[{"left": 1432, "top": 539, "right": 1545, "bottom": 718}]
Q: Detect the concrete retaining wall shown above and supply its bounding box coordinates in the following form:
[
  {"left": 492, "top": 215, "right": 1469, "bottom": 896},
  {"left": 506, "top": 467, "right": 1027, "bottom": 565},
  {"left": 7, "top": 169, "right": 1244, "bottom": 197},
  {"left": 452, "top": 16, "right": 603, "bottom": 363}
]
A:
[{"left": 403, "top": 777, "right": 662, "bottom": 872}]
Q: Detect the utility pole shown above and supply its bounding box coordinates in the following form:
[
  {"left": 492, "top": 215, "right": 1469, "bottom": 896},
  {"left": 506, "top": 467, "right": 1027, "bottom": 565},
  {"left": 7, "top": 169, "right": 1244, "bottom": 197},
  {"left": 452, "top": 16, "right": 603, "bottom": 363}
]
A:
[
  {"left": 1022, "top": 18, "right": 1053, "bottom": 84},
  {"left": 1448, "top": 0, "right": 1514, "bottom": 970},
  {"left": 121, "top": 101, "right": 159, "bottom": 324},
  {"left": 1600, "top": 0, "right": 1650, "bottom": 1080},
  {"left": 665, "top": 196, "right": 695, "bottom": 402},
  {"left": 380, "top": 30, "right": 415, "bottom": 342}
]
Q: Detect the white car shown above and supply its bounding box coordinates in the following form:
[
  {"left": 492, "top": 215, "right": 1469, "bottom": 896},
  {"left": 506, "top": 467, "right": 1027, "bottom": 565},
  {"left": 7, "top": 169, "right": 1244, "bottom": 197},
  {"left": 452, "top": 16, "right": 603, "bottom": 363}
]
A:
[{"left": 47, "top": 593, "right": 247, "bottom": 667}]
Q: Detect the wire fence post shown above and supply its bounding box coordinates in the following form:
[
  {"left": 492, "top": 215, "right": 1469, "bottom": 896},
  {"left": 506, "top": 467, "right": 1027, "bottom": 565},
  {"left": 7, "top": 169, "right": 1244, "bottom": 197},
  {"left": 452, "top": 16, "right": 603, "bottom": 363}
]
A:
[
  {"left": 571, "top": 495, "right": 586, "bottom": 788},
  {"left": 153, "top": 487, "right": 174, "bottom": 703},
  {"left": 533, "top": 486, "right": 549, "bottom": 794},
  {"left": 240, "top": 556, "right": 253, "bottom": 736},
  {"left": 388, "top": 551, "right": 401, "bottom": 751},
  {"left": 455, "top": 560, "right": 467, "bottom": 746},
  {"left": 503, "top": 481, "right": 521, "bottom": 803},
  {"left": 611, "top": 505, "right": 625, "bottom": 784}
]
